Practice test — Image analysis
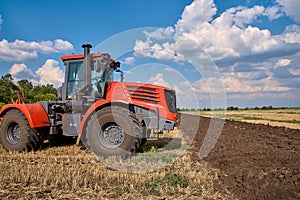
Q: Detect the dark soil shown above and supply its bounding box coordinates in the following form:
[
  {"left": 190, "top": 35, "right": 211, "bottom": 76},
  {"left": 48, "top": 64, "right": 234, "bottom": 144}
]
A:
[{"left": 179, "top": 114, "right": 300, "bottom": 200}]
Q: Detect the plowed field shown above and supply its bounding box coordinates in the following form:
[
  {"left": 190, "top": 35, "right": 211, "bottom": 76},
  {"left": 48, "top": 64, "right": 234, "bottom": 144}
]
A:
[{"left": 181, "top": 114, "right": 300, "bottom": 199}]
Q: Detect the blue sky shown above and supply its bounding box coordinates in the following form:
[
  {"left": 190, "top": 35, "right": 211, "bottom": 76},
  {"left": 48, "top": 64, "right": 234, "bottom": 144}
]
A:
[{"left": 0, "top": 0, "right": 299, "bottom": 108}]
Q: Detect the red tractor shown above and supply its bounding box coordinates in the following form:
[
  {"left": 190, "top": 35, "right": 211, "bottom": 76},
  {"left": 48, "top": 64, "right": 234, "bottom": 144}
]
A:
[{"left": 0, "top": 44, "right": 177, "bottom": 157}]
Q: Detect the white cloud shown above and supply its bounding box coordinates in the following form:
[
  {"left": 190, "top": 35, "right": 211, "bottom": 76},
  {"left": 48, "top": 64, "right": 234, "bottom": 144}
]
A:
[
  {"left": 148, "top": 73, "right": 170, "bottom": 88},
  {"left": 134, "top": 39, "right": 185, "bottom": 62},
  {"left": 289, "top": 68, "right": 300, "bottom": 76},
  {"left": 164, "top": 67, "right": 177, "bottom": 73},
  {"left": 134, "top": 2, "right": 297, "bottom": 65},
  {"left": 264, "top": 6, "right": 283, "bottom": 20},
  {"left": 188, "top": 70, "right": 291, "bottom": 94},
  {"left": 274, "top": 58, "right": 292, "bottom": 69},
  {"left": 36, "top": 59, "right": 64, "bottom": 87},
  {"left": 0, "top": 40, "right": 38, "bottom": 62},
  {"left": 9, "top": 63, "right": 36, "bottom": 80},
  {"left": 230, "top": 6, "right": 265, "bottom": 28},
  {"left": 123, "top": 57, "right": 135, "bottom": 65},
  {"left": 280, "top": 25, "right": 300, "bottom": 44},
  {"left": 53, "top": 39, "right": 74, "bottom": 52},
  {"left": 176, "top": 0, "right": 217, "bottom": 33},
  {"left": 276, "top": 0, "right": 300, "bottom": 22},
  {"left": 0, "top": 39, "right": 74, "bottom": 62},
  {"left": 9, "top": 59, "right": 64, "bottom": 87},
  {"left": 143, "top": 27, "right": 174, "bottom": 40},
  {"left": 227, "top": 92, "right": 295, "bottom": 100}
]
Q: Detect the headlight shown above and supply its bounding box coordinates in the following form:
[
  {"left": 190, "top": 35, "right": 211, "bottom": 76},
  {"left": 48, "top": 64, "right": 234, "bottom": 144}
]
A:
[{"left": 164, "top": 89, "right": 176, "bottom": 113}]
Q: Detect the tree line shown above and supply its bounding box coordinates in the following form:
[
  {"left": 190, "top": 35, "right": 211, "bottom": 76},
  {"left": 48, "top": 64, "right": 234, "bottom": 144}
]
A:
[
  {"left": 177, "top": 105, "right": 291, "bottom": 112},
  {"left": 0, "top": 74, "right": 57, "bottom": 108}
]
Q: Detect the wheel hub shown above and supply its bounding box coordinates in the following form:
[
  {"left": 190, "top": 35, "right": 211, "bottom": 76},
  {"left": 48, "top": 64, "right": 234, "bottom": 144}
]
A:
[
  {"left": 6, "top": 123, "right": 21, "bottom": 145},
  {"left": 99, "top": 123, "right": 124, "bottom": 148}
]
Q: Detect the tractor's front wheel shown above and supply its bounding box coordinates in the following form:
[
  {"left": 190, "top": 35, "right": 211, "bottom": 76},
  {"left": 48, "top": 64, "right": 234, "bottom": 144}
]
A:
[
  {"left": 0, "top": 109, "right": 44, "bottom": 151},
  {"left": 85, "top": 107, "right": 141, "bottom": 158}
]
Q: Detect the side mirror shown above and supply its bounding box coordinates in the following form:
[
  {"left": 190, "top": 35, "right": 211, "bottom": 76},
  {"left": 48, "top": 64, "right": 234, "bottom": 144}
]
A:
[{"left": 110, "top": 61, "right": 120, "bottom": 69}]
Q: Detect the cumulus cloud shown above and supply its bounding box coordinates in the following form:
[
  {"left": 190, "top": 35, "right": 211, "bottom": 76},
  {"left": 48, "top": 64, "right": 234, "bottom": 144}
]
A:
[
  {"left": 176, "top": 0, "right": 217, "bottom": 33},
  {"left": 36, "top": 59, "right": 64, "bottom": 86},
  {"left": 148, "top": 73, "right": 171, "bottom": 88},
  {"left": 190, "top": 75, "right": 291, "bottom": 94},
  {"left": 9, "top": 63, "right": 36, "bottom": 80},
  {"left": 179, "top": 4, "right": 296, "bottom": 62},
  {"left": 280, "top": 25, "right": 300, "bottom": 44},
  {"left": 134, "top": 39, "right": 185, "bottom": 62},
  {"left": 9, "top": 59, "right": 64, "bottom": 87},
  {"left": 144, "top": 27, "right": 174, "bottom": 40},
  {"left": 0, "top": 39, "right": 74, "bottom": 62},
  {"left": 274, "top": 58, "right": 292, "bottom": 69},
  {"left": 276, "top": 0, "right": 300, "bottom": 22},
  {"left": 123, "top": 57, "right": 135, "bottom": 65},
  {"left": 228, "top": 6, "right": 265, "bottom": 28},
  {"left": 134, "top": 0, "right": 300, "bottom": 66},
  {"left": 264, "top": 6, "right": 283, "bottom": 20}
]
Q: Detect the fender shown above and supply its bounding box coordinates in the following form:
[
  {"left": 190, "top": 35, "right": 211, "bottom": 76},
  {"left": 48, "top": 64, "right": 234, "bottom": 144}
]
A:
[
  {"left": 78, "top": 99, "right": 111, "bottom": 134},
  {"left": 0, "top": 104, "right": 50, "bottom": 128}
]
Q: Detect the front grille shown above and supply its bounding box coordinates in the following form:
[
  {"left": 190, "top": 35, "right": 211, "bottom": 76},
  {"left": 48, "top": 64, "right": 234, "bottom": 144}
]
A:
[
  {"left": 164, "top": 89, "right": 176, "bottom": 113},
  {"left": 126, "top": 85, "right": 158, "bottom": 104}
]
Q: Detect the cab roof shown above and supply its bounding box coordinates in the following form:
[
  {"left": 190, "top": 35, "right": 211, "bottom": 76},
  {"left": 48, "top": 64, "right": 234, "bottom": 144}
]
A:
[{"left": 61, "top": 53, "right": 105, "bottom": 61}]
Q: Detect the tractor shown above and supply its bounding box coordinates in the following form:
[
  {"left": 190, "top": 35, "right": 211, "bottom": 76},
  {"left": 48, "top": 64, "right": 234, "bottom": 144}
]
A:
[{"left": 0, "top": 44, "right": 178, "bottom": 157}]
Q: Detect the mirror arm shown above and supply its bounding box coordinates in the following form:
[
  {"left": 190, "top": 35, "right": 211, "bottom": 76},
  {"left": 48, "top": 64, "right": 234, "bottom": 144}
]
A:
[{"left": 115, "top": 69, "right": 124, "bottom": 82}]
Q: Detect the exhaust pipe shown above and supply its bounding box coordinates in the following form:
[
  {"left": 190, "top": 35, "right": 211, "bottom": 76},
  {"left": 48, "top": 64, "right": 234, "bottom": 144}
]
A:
[
  {"left": 82, "top": 44, "right": 92, "bottom": 85},
  {"left": 76, "top": 44, "right": 92, "bottom": 101}
]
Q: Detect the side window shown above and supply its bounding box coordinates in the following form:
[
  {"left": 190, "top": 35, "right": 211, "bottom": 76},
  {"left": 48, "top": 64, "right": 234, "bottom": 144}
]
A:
[{"left": 67, "top": 61, "right": 84, "bottom": 99}]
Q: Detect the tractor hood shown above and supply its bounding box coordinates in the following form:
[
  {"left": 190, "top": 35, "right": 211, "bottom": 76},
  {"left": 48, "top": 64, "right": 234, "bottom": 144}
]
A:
[{"left": 105, "top": 82, "right": 177, "bottom": 121}]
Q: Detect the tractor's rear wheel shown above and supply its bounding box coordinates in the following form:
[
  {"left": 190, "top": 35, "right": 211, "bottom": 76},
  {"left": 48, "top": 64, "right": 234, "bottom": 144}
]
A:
[
  {"left": 0, "top": 109, "right": 44, "bottom": 151},
  {"left": 85, "top": 107, "right": 141, "bottom": 158}
]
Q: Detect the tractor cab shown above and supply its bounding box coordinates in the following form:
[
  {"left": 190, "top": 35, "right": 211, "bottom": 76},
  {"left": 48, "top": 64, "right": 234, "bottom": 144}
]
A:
[{"left": 60, "top": 49, "right": 121, "bottom": 101}]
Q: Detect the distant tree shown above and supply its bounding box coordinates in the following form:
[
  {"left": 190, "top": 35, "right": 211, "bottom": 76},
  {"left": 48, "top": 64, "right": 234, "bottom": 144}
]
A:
[
  {"left": 227, "top": 106, "right": 239, "bottom": 110},
  {"left": 31, "top": 84, "right": 57, "bottom": 102},
  {"left": 32, "top": 84, "right": 57, "bottom": 95},
  {"left": 17, "top": 79, "right": 33, "bottom": 91},
  {"left": 0, "top": 74, "right": 18, "bottom": 104},
  {"left": 262, "top": 105, "right": 274, "bottom": 110},
  {"left": 17, "top": 79, "right": 34, "bottom": 103},
  {"left": 34, "top": 93, "right": 58, "bottom": 102},
  {"left": 0, "top": 74, "right": 58, "bottom": 105}
]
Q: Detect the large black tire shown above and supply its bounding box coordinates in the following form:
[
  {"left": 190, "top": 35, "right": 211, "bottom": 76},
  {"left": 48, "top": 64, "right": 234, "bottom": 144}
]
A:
[
  {"left": 80, "top": 131, "right": 88, "bottom": 148},
  {"left": 85, "top": 107, "right": 141, "bottom": 158},
  {"left": 0, "top": 109, "right": 44, "bottom": 151}
]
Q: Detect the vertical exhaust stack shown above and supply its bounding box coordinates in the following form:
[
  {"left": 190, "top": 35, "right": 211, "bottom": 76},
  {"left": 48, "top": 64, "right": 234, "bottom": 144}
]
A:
[
  {"left": 76, "top": 44, "right": 92, "bottom": 101},
  {"left": 82, "top": 44, "right": 92, "bottom": 85}
]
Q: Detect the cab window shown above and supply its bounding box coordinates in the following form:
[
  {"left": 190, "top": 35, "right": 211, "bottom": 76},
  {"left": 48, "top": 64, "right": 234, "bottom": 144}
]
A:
[{"left": 67, "top": 61, "right": 84, "bottom": 99}]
